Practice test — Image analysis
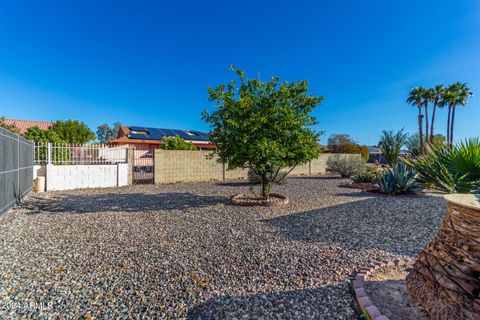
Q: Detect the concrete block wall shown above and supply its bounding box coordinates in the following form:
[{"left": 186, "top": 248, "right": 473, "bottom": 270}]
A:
[
  {"left": 311, "top": 154, "right": 345, "bottom": 174},
  {"left": 154, "top": 150, "right": 360, "bottom": 184},
  {"left": 45, "top": 164, "right": 128, "bottom": 191},
  {"left": 154, "top": 150, "right": 224, "bottom": 183},
  {"left": 224, "top": 166, "right": 250, "bottom": 180},
  {"left": 289, "top": 163, "right": 311, "bottom": 176}
]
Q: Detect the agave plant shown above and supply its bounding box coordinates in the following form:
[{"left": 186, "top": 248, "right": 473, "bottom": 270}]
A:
[
  {"left": 378, "top": 162, "right": 421, "bottom": 194},
  {"left": 404, "top": 138, "right": 480, "bottom": 193}
]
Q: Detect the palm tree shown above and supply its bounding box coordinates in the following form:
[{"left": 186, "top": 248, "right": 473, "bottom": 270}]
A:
[
  {"left": 407, "top": 87, "right": 427, "bottom": 152},
  {"left": 442, "top": 88, "right": 454, "bottom": 143},
  {"left": 422, "top": 88, "right": 435, "bottom": 143},
  {"left": 428, "top": 85, "right": 444, "bottom": 144},
  {"left": 443, "top": 83, "right": 473, "bottom": 144}
]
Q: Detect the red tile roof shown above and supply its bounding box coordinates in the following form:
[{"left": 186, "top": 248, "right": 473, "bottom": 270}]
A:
[{"left": 3, "top": 118, "right": 53, "bottom": 134}]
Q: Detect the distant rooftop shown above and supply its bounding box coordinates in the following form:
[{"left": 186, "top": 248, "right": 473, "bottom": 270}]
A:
[{"left": 3, "top": 118, "right": 53, "bottom": 134}]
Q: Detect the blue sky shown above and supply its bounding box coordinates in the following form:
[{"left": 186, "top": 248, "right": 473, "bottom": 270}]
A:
[{"left": 0, "top": 0, "right": 479, "bottom": 145}]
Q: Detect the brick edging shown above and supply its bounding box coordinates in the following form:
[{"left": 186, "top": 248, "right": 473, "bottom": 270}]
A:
[{"left": 351, "top": 258, "right": 415, "bottom": 320}]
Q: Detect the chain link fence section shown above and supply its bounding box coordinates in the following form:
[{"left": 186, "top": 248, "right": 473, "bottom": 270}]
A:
[{"left": 0, "top": 127, "right": 34, "bottom": 215}]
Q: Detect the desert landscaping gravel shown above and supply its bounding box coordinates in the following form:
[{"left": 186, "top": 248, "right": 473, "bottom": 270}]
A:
[{"left": 0, "top": 175, "right": 446, "bottom": 319}]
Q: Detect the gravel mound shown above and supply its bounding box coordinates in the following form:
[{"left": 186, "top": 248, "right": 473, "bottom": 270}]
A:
[{"left": 0, "top": 175, "right": 445, "bottom": 319}]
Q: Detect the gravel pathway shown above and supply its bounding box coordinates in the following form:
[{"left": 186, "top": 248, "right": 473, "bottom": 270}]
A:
[{"left": 0, "top": 175, "right": 445, "bottom": 319}]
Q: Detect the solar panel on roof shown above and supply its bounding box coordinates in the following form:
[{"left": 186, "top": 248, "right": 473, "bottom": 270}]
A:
[
  {"left": 160, "top": 128, "right": 177, "bottom": 137},
  {"left": 127, "top": 126, "right": 210, "bottom": 141},
  {"left": 148, "top": 133, "right": 163, "bottom": 140},
  {"left": 130, "top": 126, "right": 146, "bottom": 132},
  {"left": 192, "top": 131, "right": 209, "bottom": 140},
  {"left": 175, "top": 130, "right": 191, "bottom": 140},
  {"left": 129, "top": 133, "right": 148, "bottom": 139},
  {"left": 145, "top": 127, "right": 157, "bottom": 133}
]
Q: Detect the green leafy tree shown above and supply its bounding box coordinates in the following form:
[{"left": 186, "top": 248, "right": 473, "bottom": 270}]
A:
[
  {"left": 162, "top": 136, "right": 197, "bottom": 150},
  {"left": 0, "top": 117, "right": 21, "bottom": 134},
  {"left": 378, "top": 129, "right": 408, "bottom": 167},
  {"left": 327, "top": 134, "right": 355, "bottom": 151},
  {"left": 96, "top": 122, "right": 121, "bottom": 143},
  {"left": 327, "top": 134, "right": 368, "bottom": 161},
  {"left": 335, "top": 142, "right": 370, "bottom": 161},
  {"left": 202, "top": 66, "right": 323, "bottom": 199},
  {"left": 51, "top": 120, "right": 95, "bottom": 144},
  {"left": 407, "top": 87, "right": 427, "bottom": 153},
  {"left": 24, "top": 126, "right": 64, "bottom": 143},
  {"left": 24, "top": 126, "right": 67, "bottom": 163}
]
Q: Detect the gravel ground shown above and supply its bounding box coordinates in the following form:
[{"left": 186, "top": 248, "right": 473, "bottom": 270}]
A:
[{"left": 0, "top": 175, "right": 446, "bottom": 319}]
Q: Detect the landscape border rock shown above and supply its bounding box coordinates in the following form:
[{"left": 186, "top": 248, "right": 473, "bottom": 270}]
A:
[
  {"left": 351, "top": 258, "right": 415, "bottom": 320},
  {"left": 231, "top": 193, "right": 289, "bottom": 207}
]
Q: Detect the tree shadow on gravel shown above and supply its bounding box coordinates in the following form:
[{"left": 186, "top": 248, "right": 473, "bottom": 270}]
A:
[
  {"left": 289, "top": 175, "right": 345, "bottom": 180},
  {"left": 262, "top": 195, "right": 446, "bottom": 257},
  {"left": 216, "top": 181, "right": 256, "bottom": 187},
  {"left": 22, "top": 192, "right": 229, "bottom": 214},
  {"left": 187, "top": 283, "right": 359, "bottom": 320}
]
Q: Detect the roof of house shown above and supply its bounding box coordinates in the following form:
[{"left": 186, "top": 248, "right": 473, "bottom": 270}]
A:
[
  {"left": 368, "top": 146, "right": 411, "bottom": 154},
  {"left": 3, "top": 118, "right": 53, "bottom": 134},
  {"left": 116, "top": 125, "right": 210, "bottom": 142}
]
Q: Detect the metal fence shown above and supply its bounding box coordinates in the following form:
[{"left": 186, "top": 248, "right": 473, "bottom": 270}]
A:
[
  {"left": 34, "top": 143, "right": 128, "bottom": 165},
  {"left": 0, "top": 127, "right": 34, "bottom": 215}
]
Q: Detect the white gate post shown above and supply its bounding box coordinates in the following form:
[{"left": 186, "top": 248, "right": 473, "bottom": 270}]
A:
[{"left": 47, "top": 143, "right": 52, "bottom": 165}]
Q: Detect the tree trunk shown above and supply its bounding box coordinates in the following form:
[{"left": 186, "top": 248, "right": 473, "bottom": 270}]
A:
[
  {"left": 450, "top": 107, "right": 456, "bottom": 144},
  {"left": 418, "top": 105, "right": 424, "bottom": 153},
  {"left": 261, "top": 174, "right": 270, "bottom": 200},
  {"left": 407, "top": 195, "right": 480, "bottom": 319},
  {"left": 447, "top": 105, "right": 452, "bottom": 144},
  {"left": 424, "top": 104, "right": 429, "bottom": 144},
  {"left": 430, "top": 101, "right": 437, "bottom": 144}
]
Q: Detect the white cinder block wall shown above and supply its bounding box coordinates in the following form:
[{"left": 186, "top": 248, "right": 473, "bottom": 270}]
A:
[{"left": 45, "top": 164, "right": 128, "bottom": 191}]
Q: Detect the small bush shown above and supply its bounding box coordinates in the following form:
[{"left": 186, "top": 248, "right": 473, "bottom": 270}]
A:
[
  {"left": 378, "top": 162, "right": 420, "bottom": 194},
  {"left": 163, "top": 136, "right": 197, "bottom": 150},
  {"left": 334, "top": 142, "right": 370, "bottom": 161},
  {"left": 326, "top": 154, "right": 365, "bottom": 178},
  {"left": 248, "top": 166, "right": 289, "bottom": 185},
  {"left": 352, "top": 167, "right": 382, "bottom": 183}
]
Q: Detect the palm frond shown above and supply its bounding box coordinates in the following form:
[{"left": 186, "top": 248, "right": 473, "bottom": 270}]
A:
[{"left": 404, "top": 138, "right": 480, "bottom": 193}]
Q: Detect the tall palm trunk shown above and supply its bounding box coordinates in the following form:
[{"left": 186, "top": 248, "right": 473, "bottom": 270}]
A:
[
  {"left": 424, "top": 103, "right": 429, "bottom": 144},
  {"left": 430, "top": 100, "right": 438, "bottom": 144},
  {"left": 450, "top": 107, "right": 456, "bottom": 144},
  {"left": 417, "top": 105, "right": 424, "bottom": 152},
  {"left": 447, "top": 105, "right": 452, "bottom": 144}
]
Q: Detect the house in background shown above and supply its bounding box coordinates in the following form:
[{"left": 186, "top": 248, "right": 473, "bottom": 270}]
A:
[
  {"left": 367, "top": 146, "right": 411, "bottom": 164},
  {"left": 3, "top": 118, "right": 53, "bottom": 134},
  {"left": 109, "top": 125, "right": 215, "bottom": 150}
]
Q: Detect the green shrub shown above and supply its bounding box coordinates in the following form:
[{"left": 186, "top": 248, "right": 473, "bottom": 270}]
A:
[
  {"left": 326, "top": 154, "right": 365, "bottom": 178},
  {"left": 378, "top": 162, "right": 420, "bottom": 194},
  {"left": 352, "top": 167, "right": 382, "bottom": 183},
  {"left": 378, "top": 129, "right": 409, "bottom": 167},
  {"left": 163, "top": 136, "right": 198, "bottom": 150},
  {"left": 333, "top": 142, "right": 370, "bottom": 161},
  {"left": 404, "top": 138, "right": 480, "bottom": 193},
  {"left": 248, "top": 166, "right": 289, "bottom": 185}
]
